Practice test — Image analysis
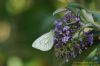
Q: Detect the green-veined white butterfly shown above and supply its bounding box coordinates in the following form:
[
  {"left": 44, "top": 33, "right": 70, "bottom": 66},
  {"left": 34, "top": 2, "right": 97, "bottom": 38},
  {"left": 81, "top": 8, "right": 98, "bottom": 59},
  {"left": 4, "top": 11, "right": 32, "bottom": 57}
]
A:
[{"left": 32, "top": 30, "right": 54, "bottom": 51}]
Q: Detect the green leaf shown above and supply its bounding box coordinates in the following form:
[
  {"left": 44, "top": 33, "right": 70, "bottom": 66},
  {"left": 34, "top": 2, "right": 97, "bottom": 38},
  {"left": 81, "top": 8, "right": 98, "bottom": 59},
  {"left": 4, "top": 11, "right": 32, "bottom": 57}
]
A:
[
  {"left": 53, "top": 3, "right": 85, "bottom": 17},
  {"left": 66, "top": 3, "right": 86, "bottom": 16},
  {"left": 81, "top": 9, "right": 100, "bottom": 30},
  {"left": 86, "top": 48, "right": 97, "bottom": 59},
  {"left": 67, "top": 3, "right": 84, "bottom": 9},
  {"left": 91, "top": 12, "right": 100, "bottom": 22},
  {"left": 92, "top": 12, "right": 100, "bottom": 30},
  {"left": 91, "top": 12, "right": 100, "bottom": 30},
  {"left": 81, "top": 9, "right": 94, "bottom": 23},
  {"left": 92, "top": 30, "right": 100, "bottom": 36},
  {"left": 53, "top": 7, "right": 66, "bottom": 16}
]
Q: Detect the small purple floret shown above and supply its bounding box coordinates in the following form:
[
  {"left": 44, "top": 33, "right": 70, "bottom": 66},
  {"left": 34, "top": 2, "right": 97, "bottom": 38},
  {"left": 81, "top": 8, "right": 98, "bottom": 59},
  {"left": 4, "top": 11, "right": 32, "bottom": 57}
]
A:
[
  {"left": 62, "top": 36, "right": 70, "bottom": 43},
  {"left": 63, "top": 26, "right": 70, "bottom": 31}
]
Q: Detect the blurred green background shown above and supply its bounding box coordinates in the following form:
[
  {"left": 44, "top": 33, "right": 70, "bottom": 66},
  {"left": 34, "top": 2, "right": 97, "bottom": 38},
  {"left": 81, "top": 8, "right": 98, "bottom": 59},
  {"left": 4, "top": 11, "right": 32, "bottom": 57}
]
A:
[{"left": 0, "top": 0, "right": 100, "bottom": 66}]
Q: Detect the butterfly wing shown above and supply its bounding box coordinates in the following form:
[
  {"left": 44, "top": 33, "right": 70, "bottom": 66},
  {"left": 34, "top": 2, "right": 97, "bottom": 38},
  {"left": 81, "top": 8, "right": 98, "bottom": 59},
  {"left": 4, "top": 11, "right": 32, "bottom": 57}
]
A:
[{"left": 32, "top": 30, "right": 54, "bottom": 51}]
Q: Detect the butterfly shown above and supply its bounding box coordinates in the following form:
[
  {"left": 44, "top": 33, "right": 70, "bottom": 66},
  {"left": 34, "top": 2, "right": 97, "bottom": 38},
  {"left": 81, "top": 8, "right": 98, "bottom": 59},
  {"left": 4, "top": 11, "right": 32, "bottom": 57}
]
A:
[{"left": 32, "top": 30, "right": 54, "bottom": 51}]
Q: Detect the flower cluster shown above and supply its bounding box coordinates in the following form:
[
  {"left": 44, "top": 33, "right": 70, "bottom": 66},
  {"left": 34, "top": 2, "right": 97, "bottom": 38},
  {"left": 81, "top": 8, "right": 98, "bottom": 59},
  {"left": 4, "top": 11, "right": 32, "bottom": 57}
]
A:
[{"left": 53, "top": 10, "right": 93, "bottom": 62}]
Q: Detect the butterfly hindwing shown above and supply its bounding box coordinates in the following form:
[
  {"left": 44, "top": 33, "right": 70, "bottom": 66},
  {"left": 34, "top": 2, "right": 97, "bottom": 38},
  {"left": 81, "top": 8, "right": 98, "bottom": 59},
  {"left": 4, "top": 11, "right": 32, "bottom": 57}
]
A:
[{"left": 32, "top": 30, "right": 54, "bottom": 51}]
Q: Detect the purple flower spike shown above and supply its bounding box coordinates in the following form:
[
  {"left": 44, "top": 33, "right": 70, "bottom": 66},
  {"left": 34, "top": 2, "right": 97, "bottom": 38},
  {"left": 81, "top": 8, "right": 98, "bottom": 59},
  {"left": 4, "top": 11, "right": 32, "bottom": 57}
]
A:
[{"left": 53, "top": 10, "right": 94, "bottom": 63}]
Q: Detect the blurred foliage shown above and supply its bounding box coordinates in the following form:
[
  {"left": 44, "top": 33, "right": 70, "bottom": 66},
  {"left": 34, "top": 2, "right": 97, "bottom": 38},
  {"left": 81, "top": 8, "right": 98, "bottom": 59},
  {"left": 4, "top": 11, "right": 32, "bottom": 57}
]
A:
[
  {"left": 7, "top": 56, "right": 23, "bottom": 66},
  {"left": 0, "top": 0, "right": 99, "bottom": 66}
]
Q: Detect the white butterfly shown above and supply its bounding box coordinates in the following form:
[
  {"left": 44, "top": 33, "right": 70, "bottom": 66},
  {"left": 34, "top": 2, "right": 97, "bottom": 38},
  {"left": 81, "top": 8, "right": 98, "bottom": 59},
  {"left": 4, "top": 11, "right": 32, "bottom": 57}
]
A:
[{"left": 32, "top": 30, "right": 54, "bottom": 51}]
